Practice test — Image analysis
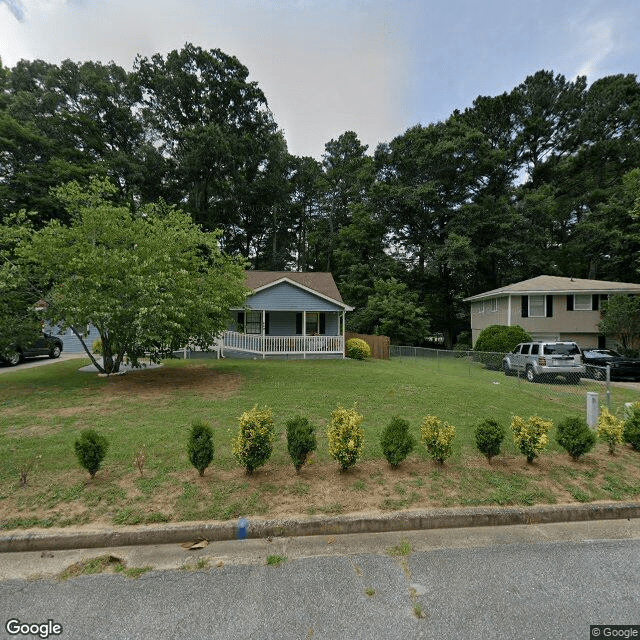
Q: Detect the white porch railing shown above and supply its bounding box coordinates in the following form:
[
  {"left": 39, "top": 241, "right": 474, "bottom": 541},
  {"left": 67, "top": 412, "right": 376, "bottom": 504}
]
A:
[{"left": 223, "top": 331, "right": 344, "bottom": 356}]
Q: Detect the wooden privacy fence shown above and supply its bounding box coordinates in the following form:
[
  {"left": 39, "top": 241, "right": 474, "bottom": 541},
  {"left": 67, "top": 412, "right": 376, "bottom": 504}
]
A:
[{"left": 345, "top": 332, "right": 390, "bottom": 360}]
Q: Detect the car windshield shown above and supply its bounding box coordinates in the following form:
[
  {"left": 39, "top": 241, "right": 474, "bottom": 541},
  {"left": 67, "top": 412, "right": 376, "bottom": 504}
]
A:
[
  {"left": 584, "top": 350, "right": 621, "bottom": 359},
  {"left": 543, "top": 343, "right": 580, "bottom": 356}
]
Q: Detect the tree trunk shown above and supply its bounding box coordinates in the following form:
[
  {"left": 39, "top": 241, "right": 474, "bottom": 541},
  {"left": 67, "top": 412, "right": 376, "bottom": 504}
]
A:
[{"left": 71, "top": 326, "right": 106, "bottom": 374}]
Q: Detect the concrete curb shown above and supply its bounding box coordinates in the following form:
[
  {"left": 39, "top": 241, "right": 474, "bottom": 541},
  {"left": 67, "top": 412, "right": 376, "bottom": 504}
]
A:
[{"left": 2, "top": 502, "right": 640, "bottom": 553}]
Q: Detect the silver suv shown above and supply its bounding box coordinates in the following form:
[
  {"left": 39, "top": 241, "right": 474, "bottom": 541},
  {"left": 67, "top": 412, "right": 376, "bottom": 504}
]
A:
[{"left": 502, "top": 341, "right": 585, "bottom": 383}]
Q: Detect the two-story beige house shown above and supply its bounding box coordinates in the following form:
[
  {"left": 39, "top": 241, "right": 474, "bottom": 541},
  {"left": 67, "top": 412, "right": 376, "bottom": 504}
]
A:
[{"left": 464, "top": 275, "right": 640, "bottom": 349}]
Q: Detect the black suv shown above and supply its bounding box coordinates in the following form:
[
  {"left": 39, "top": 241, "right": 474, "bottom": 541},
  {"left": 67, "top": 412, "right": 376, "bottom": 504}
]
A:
[{"left": 1, "top": 333, "right": 64, "bottom": 366}]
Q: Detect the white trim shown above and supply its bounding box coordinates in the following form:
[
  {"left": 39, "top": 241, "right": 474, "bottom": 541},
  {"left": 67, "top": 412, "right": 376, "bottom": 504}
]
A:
[{"left": 223, "top": 331, "right": 344, "bottom": 356}]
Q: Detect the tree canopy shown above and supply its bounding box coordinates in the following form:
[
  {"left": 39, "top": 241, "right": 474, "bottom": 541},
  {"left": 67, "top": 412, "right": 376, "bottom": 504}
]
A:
[
  {"left": 16, "top": 178, "right": 247, "bottom": 373},
  {"left": 2, "top": 45, "right": 640, "bottom": 348}
]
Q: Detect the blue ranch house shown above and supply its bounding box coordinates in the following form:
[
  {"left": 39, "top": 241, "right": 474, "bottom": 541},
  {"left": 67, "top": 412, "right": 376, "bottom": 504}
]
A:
[{"left": 223, "top": 271, "right": 353, "bottom": 359}]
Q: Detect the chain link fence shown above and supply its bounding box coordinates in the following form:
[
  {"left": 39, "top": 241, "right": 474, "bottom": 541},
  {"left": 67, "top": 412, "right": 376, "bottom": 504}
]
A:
[{"left": 389, "top": 345, "right": 637, "bottom": 416}]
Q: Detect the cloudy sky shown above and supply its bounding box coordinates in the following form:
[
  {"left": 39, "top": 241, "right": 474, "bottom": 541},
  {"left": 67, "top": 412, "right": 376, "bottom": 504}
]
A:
[{"left": 1, "top": 0, "right": 639, "bottom": 158}]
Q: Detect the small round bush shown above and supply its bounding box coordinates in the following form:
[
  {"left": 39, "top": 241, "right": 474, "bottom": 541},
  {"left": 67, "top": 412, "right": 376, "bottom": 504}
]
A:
[
  {"left": 474, "top": 324, "right": 532, "bottom": 352},
  {"left": 286, "top": 416, "right": 317, "bottom": 473},
  {"left": 232, "top": 406, "right": 275, "bottom": 475},
  {"left": 187, "top": 419, "right": 214, "bottom": 477},
  {"left": 380, "top": 417, "right": 416, "bottom": 467},
  {"left": 420, "top": 415, "right": 455, "bottom": 465},
  {"left": 511, "top": 415, "right": 552, "bottom": 464},
  {"left": 474, "top": 419, "right": 505, "bottom": 463},
  {"left": 92, "top": 338, "right": 103, "bottom": 355},
  {"left": 327, "top": 404, "right": 365, "bottom": 471},
  {"left": 596, "top": 408, "right": 624, "bottom": 455},
  {"left": 555, "top": 416, "right": 596, "bottom": 461},
  {"left": 346, "top": 338, "right": 371, "bottom": 360},
  {"left": 74, "top": 429, "right": 109, "bottom": 478},
  {"left": 623, "top": 404, "right": 640, "bottom": 451}
]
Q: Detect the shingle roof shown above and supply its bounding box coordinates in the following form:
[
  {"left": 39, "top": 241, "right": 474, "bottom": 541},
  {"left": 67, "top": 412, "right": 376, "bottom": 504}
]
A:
[
  {"left": 464, "top": 275, "right": 640, "bottom": 301},
  {"left": 244, "top": 271, "right": 346, "bottom": 305}
]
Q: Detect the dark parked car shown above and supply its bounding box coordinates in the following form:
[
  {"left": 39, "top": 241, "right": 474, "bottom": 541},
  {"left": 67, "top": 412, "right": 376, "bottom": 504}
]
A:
[
  {"left": 582, "top": 349, "right": 640, "bottom": 381},
  {"left": 0, "top": 333, "right": 63, "bottom": 366}
]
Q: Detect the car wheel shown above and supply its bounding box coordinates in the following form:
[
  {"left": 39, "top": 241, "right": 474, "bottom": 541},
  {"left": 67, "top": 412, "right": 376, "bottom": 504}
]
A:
[
  {"left": 525, "top": 366, "right": 537, "bottom": 383},
  {"left": 592, "top": 368, "right": 606, "bottom": 381},
  {"left": 6, "top": 351, "right": 21, "bottom": 366},
  {"left": 49, "top": 345, "right": 61, "bottom": 359},
  {"left": 502, "top": 361, "right": 513, "bottom": 376}
]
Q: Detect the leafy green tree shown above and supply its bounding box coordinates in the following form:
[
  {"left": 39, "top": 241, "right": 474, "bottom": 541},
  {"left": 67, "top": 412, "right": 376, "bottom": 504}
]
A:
[
  {"left": 134, "top": 44, "right": 289, "bottom": 260},
  {"left": 598, "top": 294, "right": 640, "bottom": 355},
  {"left": 17, "top": 177, "right": 247, "bottom": 374},
  {"left": 0, "top": 211, "right": 42, "bottom": 355},
  {"left": 1, "top": 58, "right": 159, "bottom": 225},
  {"left": 308, "top": 131, "right": 373, "bottom": 273},
  {"left": 348, "top": 278, "right": 429, "bottom": 345}
]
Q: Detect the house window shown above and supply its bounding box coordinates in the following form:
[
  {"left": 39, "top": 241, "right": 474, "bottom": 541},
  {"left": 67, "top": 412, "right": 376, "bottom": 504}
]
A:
[
  {"left": 245, "top": 310, "right": 262, "bottom": 334},
  {"left": 529, "top": 295, "right": 545, "bottom": 317},
  {"left": 489, "top": 299, "right": 498, "bottom": 312},
  {"left": 574, "top": 294, "right": 592, "bottom": 311},
  {"left": 306, "top": 312, "right": 319, "bottom": 335}
]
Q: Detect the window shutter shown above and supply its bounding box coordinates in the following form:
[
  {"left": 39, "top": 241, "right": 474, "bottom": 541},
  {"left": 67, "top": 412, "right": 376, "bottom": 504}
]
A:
[
  {"left": 566, "top": 295, "right": 573, "bottom": 311},
  {"left": 521, "top": 296, "right": 529, "bottom": 318},
  {"left": 295, "top": 313, "right": 302, "bottom": 335},
  {"left": 592, "top": 294, "right": 599, "bottom": 311},
  {"left": 319, "top": 313, "right": 326, "bottom": 335},
  {"left": 546, "top": 295, "right": 553, "bottom": 317},
  {"left": 237, "top": 311, "right": 245, "bottom": 330},
  {"left": 265, "top": 312, "right": 270, "bottom": 335}
]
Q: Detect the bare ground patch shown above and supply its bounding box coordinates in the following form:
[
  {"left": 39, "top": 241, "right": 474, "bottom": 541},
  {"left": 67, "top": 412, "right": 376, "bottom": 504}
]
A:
[{"left": 98, "top": 365, "right": 242, "bottom": 400}]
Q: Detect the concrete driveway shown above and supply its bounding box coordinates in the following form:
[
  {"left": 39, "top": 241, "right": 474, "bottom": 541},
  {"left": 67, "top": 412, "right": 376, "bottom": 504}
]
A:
[{"left": 0, "top": 352, "right": 87, "bottom": 374}]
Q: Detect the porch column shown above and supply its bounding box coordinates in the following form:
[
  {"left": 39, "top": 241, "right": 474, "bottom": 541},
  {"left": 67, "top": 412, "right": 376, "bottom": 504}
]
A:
[
  {"left": 342, "top": 310, "right": 346, "bottom": 358},
  {"left": 303, "top": 310, "right": 306, "bottom": 359},
  {"left": 262, "top": 309, "right": 266, "bottom": 359}
]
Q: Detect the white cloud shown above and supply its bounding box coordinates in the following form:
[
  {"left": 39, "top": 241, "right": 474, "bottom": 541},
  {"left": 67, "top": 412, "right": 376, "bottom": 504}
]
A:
[
  {"left": 571, "top": 14, "right": 618, "bottom": 80},
  {"left": 0, "top": 0, "right": 411, "bottom": 157}
]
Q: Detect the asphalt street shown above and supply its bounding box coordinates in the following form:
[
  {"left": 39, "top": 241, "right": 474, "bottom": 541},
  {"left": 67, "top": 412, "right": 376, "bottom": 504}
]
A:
[{"left": 1, "top": 521, "right": 639, "bottom": 640}]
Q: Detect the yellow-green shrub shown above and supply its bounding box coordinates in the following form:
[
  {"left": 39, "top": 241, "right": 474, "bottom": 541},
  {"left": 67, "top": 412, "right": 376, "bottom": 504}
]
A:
[
  {"left": 346, "top": 338, "right": 371, "bottom": 360},
  {"left": 420, "top": 415, "right": 455, "bottom": 464},
  {"left": 327, "top": 405, "right": 364, "bottom": 471},
  {"left": 232, "top": 406, "right": 275, "bottom": 475},
  {"left": 510, "top": 415, "right": 552, "bottom": 463},
  {"left": 596, "top": 407, "right": 624, "bottom": 455}
]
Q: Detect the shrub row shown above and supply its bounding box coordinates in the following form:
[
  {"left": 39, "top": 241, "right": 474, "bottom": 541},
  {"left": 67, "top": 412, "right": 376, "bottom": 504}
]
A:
[{"left": 70, "top": 403, "right": 640, "bottom": 480}]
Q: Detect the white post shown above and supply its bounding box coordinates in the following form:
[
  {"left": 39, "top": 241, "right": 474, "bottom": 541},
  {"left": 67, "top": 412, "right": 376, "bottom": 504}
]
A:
[
  {"left": 262, "top": 310, "right": 266, "bottom": 359},
  {"left": 303, "top": 310, "right": 306, "bottom": 359},
  {"left": 342, "top": 310, "right": 346, "bottom": 358},
  {"left": 586, "top": 392, "right": 599, "bottom": 429}
]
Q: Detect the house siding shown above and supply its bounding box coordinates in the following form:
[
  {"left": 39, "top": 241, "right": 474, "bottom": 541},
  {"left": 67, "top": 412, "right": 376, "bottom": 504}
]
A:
[
  {"left": 244, "top": 282, "right": 343, "bottom": 312},
  {"left": 470, "top": 294, "right": 612, "bottom": 348},
  {"left": 45, "top": 323, "right": 94, "bottom": 354}
]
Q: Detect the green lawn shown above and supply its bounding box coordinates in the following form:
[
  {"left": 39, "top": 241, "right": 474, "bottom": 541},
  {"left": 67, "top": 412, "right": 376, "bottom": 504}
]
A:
[{"left": 1, "top": 355, "right": 639, "bottom": 529}]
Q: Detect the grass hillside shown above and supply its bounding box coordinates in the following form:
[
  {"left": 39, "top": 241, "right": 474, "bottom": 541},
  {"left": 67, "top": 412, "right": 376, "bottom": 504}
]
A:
[{"left": 1, "top": 356, "right": 639, "bottom": 529}]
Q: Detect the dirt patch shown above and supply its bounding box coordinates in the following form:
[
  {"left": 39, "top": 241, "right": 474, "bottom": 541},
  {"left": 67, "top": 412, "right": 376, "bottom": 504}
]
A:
[
  {"left": 3, "top": 448, "right": 640, "bottom": 529},
  {"left": 99, "top": 366, "right": 242, "bottom": 400}
]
